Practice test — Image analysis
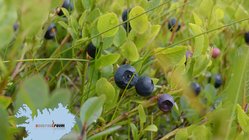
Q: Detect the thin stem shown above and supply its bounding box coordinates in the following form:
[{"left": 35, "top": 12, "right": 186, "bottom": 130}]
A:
[
  {"left": 2, "top": 58, "right": 90, "bottom": 63},
  {"left": 154, "top": 17, "right": 249, "bottom": 55}
]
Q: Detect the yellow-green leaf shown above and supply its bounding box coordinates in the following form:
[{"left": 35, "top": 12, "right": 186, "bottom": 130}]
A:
[
  {"left": 96, "top": 54, "right": 120, "bottom": 68},
  {"left": 97, "top": 12, "right": 119, "bottom": 38},
  {"left": 120, "top": 40, "right": 139, "bottom": 61},
  {"left": 189, "top": 23, "right": 205, "bottom": 57},
  {"left": 155, "top": 46, "right": 187, "bottom": 71},
  {"left": 0, "top": 96, "right": 12, "bottom": 109},
  {"left": 96, "top": 78, "right": 116, "bottom": 110},
  {"left": 237, "top": 104, "right": 249, "bottom": 132},
  {"left": 129, "top": 6, "right": 149, "bottom": 34}
]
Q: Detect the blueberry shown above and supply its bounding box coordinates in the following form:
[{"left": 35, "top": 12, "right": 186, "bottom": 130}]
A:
[
  {"left": 191, "top": 82, "right": 201, "bottom": 95},
  {"left": 214, "top": 74, "right": 222, "bottom": 88},
  {"left": 185, "top": 50, "right": 193, "bottom": 65},
  {"left": 58, "top": 0, "right": 74, "bottom": 16},
  {"left": 122, "top": 9, "right": 131, "bottom": 32},
  {"left": 44, "top": 23, "right": 57, "bottom": 40},
  {"left": 86, "top": 43, "right": 98, "bottom": 58},
  {"left": 245, "top": 32, "right": 249, "bottom": 45},
  {"left": 114, "top": 64, "right": 138, "bottom": 89},
  {"left": 135, "top": 76, "right": 154, "bottom": 96},
  {"left": 158, "top": 94, "right": 175, "bottom": 112},
  {"left": 168, "top": 18, "right": 181, "bottom": 32},
  {"left": 211, "top": 47, "right": 220, "bottom": 59},
  {"left": 13, "top": 22, "right": 19, "bottom": 31}
]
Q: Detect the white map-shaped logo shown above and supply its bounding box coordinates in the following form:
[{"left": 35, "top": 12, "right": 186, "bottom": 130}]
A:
[{"left": 15, "top": 104, "right": 76, "bottom": 140}]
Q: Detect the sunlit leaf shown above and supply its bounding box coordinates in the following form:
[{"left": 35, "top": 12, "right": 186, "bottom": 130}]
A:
[
  {"left": 129, "top": 6, "right": 149, "bottom": 34},
  {"left": 97, "top": 12, "right": 119, "bottom": 38},
  {"left": 144, "top": 124, "right": 158, "bottom": 132},
  {"left": 96, "top": 54, "right": 120, "bottom": 68},
  {"left": 237, "top": 104, "right": 249, "bottom": 132},
  {"left": 189, "top": 23, "right": 205, "bottom": 57},
  {"left": 155, "top": 46, "right": 186, "bottom": 71}
]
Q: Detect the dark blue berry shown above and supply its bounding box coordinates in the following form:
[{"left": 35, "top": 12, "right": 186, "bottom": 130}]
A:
[
  {"left": 214, "top": 74, "right": 222, "bottom": 88},
  {"left": 114, "top": 64, "right": 138, "bottom": 89},
  {"left": 191, "top": 82, "right": 201, "bottom": 95},
  {"left": 244, "top": 32, "right": 249, "bottom": 45},
  {"left": 135, "top": 76, "right": 154, "bottom": 96},
  {"left": 44, "top": 23, "right": 57, "bottom": 40},
  {"left": 122, "top": 9, "right": 131, "bottom": 32},
  {"left": 158, "top": 94, "right": 175, "bottom": 112},
  {"left": 86, "top": 43, "right": 98, "bottom": 58},
  {"left": 58, "top": 0, "right": 74, "bottom": 16},
  {"left": 13, "top": 22, "right": 19, "bottom": 31},
  {"left": 168, "top": 18, "right": 181, "bottom": 32}
]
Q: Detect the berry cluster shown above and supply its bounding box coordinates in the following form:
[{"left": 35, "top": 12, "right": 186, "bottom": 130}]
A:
[
  {"left": 44, "top": 0, "right": 74, "bottom": 40},
  {"left": 114, "top": 64, "right": 175, "bottom": 113},
  {"left": 191, "top": 74, "right": 223, "bottom": 96}
]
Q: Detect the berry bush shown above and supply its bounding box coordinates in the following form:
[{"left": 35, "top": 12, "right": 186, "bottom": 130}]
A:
[{"left": 1, "top": 0, "right": 249, "bottom": 139}]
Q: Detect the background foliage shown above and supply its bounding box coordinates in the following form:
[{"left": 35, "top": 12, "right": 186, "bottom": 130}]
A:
[{"left": 1, "top": 0, "right": 249, "bottom": 139}]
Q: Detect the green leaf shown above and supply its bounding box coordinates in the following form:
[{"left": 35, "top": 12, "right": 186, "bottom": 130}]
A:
[
  {"left": 96, "top": 78, "right": 116, "bottom": 110},
  {"left": 88, "top": 125, "right": 121, "bottom": 140},
  {"left": 86, "top": 8, "right": 101, "bottom": 23},
  {"left": 175, "top": 129, "right": 188, "bottom": 140},
  {"left": 120, "top": 40, "right": 139, "bottom": 61},
  {"left": 0, "top": 96, "right": 12, "bottom": 109},
  {"left": 193, "top": 54, "right": 211, "bottom": 77},
  {"left": 100, "top": 65, "right": 113, "bottom": 78},
  {"left": 155, "top": 46, "right": 187, "bottom": 71},
  {"left": 0, "top": 108, "right": 10, "bottom": 140},
  {"left": 189, "top": 23, "right": 205, "bottom": 57},
  {"left": 51, "top": 0, "right": 63, "bottom": 8},
  {"left": 190, "top": 125, "right": 211, "bottom": 140},
  {"left": 198, "top": 0, "right": 214, "bottom": 18},
  {"left": 203, "top": 84, "right": 216, "bottom": 105},
  {"left": 0, "top": 0, "right": 16, "bottom": 48},
  {"left": 134, "top": 24, "right": 161, "bottom": 49},
  {"left": 215, "top": 8, "right": 224, "bottom": 20},
  {"left": 102, "top": 37, "right": 114, "bottom": 49},
  {"left": 75, "top": 0, "right": 84, "bottom": 14},
  {"left": 96, "top": 54, "right": 120, "bottom": 68},
  {"left": 237, "top": 104, "right": 249, "bottom": 132},
  {"left": 113, "top": 27, "right": 127, "bottom": 47},
  {"left": 80, "top": 95, "right": 105, "bottom": 126},
  {"left": 14, "top": 75, "right": 49, "bottom": 114},
  {"left": 235, "top": 5, "right": 249, "bottom": 20},
  {"left": 144, "top": 124, "right": 158, "bottom": 132},
  {"left": 82, "top": 0, "right": 95, "bottom": 10},
  {"left": 129, "top": 6, "right": 149, "bottom": 34},
  {"left": 97, "top": 12, "right": 119, "bottom": 38},
  {"left": 138, "top": 104, "right": 146, "bottom": 126},
  {"left": 47, "top": 88, "right": 71, "bottom": 109},
  {"left": 130, "top": 123, "right": 139, "bottom": 140},
  {"left": 18, "top": 0, "right": 51, "bottom": 37},
  {"left": 192, "top": 12, "right": 202, "bottom": 26},
  {"left": 150, "top": 24, "right": 161, "bottom": 40}
]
